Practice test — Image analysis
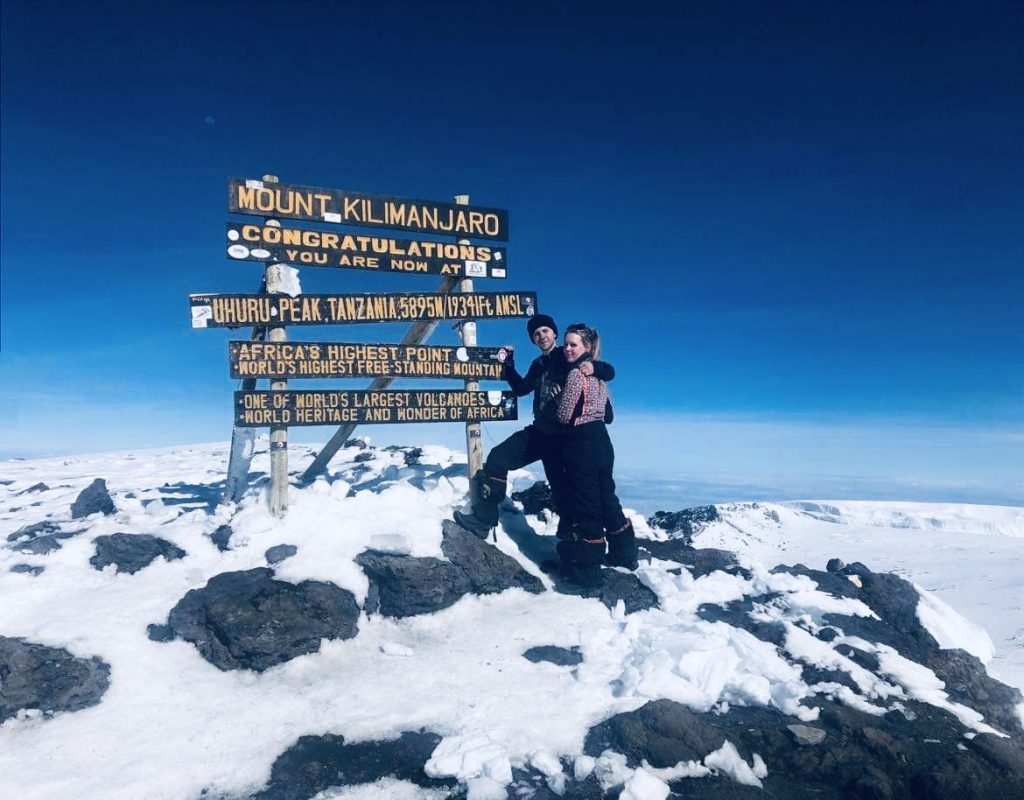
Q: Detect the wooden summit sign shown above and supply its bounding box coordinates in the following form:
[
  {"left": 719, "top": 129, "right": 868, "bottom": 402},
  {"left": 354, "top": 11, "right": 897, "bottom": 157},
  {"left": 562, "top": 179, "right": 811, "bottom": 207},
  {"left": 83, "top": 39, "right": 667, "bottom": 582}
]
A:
[
  {"left": 229, "top": 341, "right": 512, "bottom": 380},
  {"left": 228, "top": 178, "right": 509, "bottom": 241},
  {"left": 235, "top": 389, "right": 518, "bottom": 427},
  {"left": 226, "top": 223, "right": 507, "bottom": 278},
  {"left": 191, "top": 291, "right": 536, "bottom": 328}
]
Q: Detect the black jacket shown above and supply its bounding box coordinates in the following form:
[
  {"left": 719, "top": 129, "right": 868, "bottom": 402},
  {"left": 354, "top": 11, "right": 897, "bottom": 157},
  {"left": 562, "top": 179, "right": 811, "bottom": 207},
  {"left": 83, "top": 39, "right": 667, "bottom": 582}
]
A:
[{"left": 504, "top": 347, "right": 615, "bottom": 432}]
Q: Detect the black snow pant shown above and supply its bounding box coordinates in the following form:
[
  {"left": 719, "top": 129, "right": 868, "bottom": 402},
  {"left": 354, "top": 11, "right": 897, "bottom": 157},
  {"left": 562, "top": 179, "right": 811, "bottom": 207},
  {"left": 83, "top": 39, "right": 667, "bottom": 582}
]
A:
[
  {"left": 561, "top": 421, "right": 628, "bottom": 543},
  {"left": 473, "top": 425, "right": 568, "bottom": 527}
]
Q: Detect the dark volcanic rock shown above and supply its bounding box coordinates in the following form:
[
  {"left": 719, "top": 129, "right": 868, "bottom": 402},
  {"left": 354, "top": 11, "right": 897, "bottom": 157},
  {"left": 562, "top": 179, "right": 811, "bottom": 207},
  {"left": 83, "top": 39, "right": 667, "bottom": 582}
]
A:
[
  {"left": 7, "top": 520, "right": 80, "bottom": 544},
  {"left": 10, "top": 564, "right": 44, "bottom": 576},
  {"left": 647, "top": 505, "right": 719, "bottom": 542},
  {"left": 90, "top": 533, "right": 186, "bottom": 574},
  {"left": 523, "top": 645, "right": 583, "bottom": 666},
  {"left": 597, "top": 570, "right": 659, "bottom": 614},
  {"left": 698, "top": 595, "right": 788, "bottom": 647},
  {"left": 643, "top": 539, "right": 740, "bottom": 578},
  {"left": 209, "top": 524, "right": 233, "bottom": 551},
  {"left": 586, "top": 697, "right": 1024, "bottom": 799},
  {"left": 0, "top": 637, "right": 110, "bottom": 721},
  {"left": 771, "top": 562, "right": 860, "bottom": 598},
  {"left": 253, "top": 730, "right": 451, "bottom": 800},
  {"left": 157, "top": 568, "right": 359, "bottom": 671},
  {"left": 12, "top": 534, "right": 63, "bottom": 555},
  {"left": 357, "top": 552, "right": 472, "bottom": 618},
  {"left": 823, "top": 563, "right": 1024, "bottom": 736},
  {"left": 511, "top": 480, "right": 556, "bottom": 518},
  {"left": 265, "top": 544, "right": 298, "bottom": 564},
  {"left": 353, "top": 451, "right": 375, "bottom": 463},
  {"left": 20, "top": 482, "right": 50, "bottom": 494},
  {"left": 357, "top": 522, "right": 545, "bottom": 619},
  {"left": 70, "top": 478, "right": 116, "bottom": 518},
  {"left": 440, "top": 520, "right": 544, "bottom": 595}
]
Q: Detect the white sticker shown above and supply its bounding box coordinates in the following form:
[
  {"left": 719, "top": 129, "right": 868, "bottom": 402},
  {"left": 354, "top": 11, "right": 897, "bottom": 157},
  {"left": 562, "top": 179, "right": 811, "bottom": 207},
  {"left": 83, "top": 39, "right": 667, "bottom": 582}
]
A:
[
  {"left": 497, "top": 347, "right": 508, "bottom": 363},
  {"left": 227, "top": 244, "right": 250, "bottom": 259},
  {"left": 494, "top": 251, "right": 503, "bottom": 261},
  {"left": 323, "top": 212, "right": 342, "bottom": 223},
  {"left": 227, "top": 228, "right": 240, "bottom": 241},
  {"left": 265, "top": 219, "right": 281, "bottom": 227},
  {"left": 250, "top": 248, "right": 271, "bottom": 259},
  {"left": 491, "top": 268, "right": 506, "bottom": 278},
  {"left": 190, "top": 304, "right": 212, "bottom": 328},
  {"left": 487, "top": 391, "right": 503, "bottom": 406},
  {"left": 465, "top": 260, "right": 487, "bottom": 278},
  {"left": 456, "top": 347, "right": 469, "bottom": 362},
  {"left": 244, "top": 179, "right": 263, "bottom": 189}
]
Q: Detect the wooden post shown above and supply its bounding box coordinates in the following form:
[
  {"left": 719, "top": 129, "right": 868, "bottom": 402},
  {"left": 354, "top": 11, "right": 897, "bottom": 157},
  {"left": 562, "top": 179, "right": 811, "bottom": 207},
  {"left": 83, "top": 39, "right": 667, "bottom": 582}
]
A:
[
  {"left": 222, "top": 172, "right": 282, "bottom": 506},
  {"left": 454, "top": 194, "right": 485, "bottom": 483}
]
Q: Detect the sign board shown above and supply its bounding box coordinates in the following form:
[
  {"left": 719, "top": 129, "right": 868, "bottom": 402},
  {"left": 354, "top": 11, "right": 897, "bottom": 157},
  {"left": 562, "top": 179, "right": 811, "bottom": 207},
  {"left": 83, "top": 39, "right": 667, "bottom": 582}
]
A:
[
  {"left": 228, "top": 178, "right": 509, "bottom": 241},
  {"left": 191, "top": 291, "right": 537, "bottom": 328},
  {"left": 226, "top": 223, "right": 507, "bottom": 278},
  {"left": 235, "top": 389, "right": 518, "bottom": 427},
  {"left": 229, "top": 341, "right": 512, "bottom": 380}
]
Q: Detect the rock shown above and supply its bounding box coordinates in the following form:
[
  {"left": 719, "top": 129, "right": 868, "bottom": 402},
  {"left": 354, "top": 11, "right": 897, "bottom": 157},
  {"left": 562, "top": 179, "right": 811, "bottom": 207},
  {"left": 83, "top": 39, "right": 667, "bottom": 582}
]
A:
[
  {"left": 384, "top": 445, "right": 423, "bottom": 466},
  {"left": 354, "top": 451, "right": 375, "bottom": 463},
  {"left": 252, "top": 730, "right": 451, "bottom": 800},
  {"left": 156, "top": 568, "right": 359, "bottom": 672},
  {"left": 787, "top": 724, "right": 827, "bottom": 745},
  {"left": 146, "top": 624, "right": 174, "bottom": 642},
  {"left": 826, "top": 557, "right": 846, "bottom": 573},
  {"left": 12, "top": 534, "right": 63, "bottom": 555},
  {"left": 440, "top": 520, "right": 545, "bottom": 595},
  {"left": 209, "top": 524, "right": 233, "bottom": 552},
  {"left": 10, "top": 564, "right": 44, "bottom": 576},
  {"left": 90, "top": 533, "right": 186, "bottom": 574},
  {"left": 523, "top": 645, "right": 583, "bottom": 666},
  {"left": 357, "top": 523, "right": 545, "bottom": 619},
  {"left": 70, "top": 478, "right": 115, "bottom": 518},
  {"left": 643, "top": 540, "right": 739, "bottom": 578},
  {"left": 586, "top": 697, "right": 1024, "bottom": 798},
  {"left": 511, "top": 481, "right": 556, "bottom": 518},
  {"left": 343, "top": 437, "right": 368, "bottom": 449},
  {"left": 0, "top": 637, "right": 110, "bottom": 722},
  {"left": 647, "top": 505, "right": 719, "bottom": 543},
  {"left": 21, "top": 482, "right": 50, "bottom": 494},
  {"left": 265, "top": 544, "right": 298, "bottom": 564},
  {"left": 7, "top": 521, "right": 61, "bottom": 543},
  {"left": 596, "top": 570, "right": 660, "bottom": 614},
  {"left": 357, "top": 552, "right": 472, "bottom": 618}
]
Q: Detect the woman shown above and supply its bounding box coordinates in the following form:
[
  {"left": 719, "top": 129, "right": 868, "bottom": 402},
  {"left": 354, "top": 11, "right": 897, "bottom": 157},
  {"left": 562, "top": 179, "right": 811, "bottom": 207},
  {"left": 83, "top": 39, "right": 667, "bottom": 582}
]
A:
[{"left": 555, "top": 323, "right": 638, "bottom": 586}]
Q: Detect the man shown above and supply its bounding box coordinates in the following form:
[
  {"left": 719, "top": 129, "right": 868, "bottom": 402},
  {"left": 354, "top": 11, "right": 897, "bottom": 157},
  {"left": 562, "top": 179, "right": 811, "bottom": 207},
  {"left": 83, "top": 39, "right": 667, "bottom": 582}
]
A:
[{"left": 453, "top": 313, "right": 615, "bottom": 542}]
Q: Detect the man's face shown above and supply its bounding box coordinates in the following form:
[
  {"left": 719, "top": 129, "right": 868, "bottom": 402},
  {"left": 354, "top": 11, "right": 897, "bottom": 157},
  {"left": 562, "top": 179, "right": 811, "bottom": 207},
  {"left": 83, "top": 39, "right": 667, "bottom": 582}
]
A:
[{"left": 531, "top": 325, "right": 557, "bottom": 353}]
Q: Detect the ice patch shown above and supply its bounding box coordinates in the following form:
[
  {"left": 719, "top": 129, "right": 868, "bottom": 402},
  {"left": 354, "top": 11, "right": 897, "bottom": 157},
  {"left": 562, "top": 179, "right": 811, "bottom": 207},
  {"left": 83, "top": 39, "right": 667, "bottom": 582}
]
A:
[{"left": 703, "top": 740, "right": 766, "bottom": 787}]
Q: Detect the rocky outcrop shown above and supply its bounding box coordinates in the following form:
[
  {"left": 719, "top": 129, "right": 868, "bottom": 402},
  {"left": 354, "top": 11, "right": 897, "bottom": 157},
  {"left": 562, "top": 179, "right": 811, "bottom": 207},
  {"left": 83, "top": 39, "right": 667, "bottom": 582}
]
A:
[
  {"left": 358, "top": 521, "right": 544, "bottom": 618},
  {"left": 647, "top": 505, "right": 719, "bottom": 543},
  {"left": 523, "top": 645, "right": 583, "bottom": 666},
  {"left": 0, "top": 637, "right": 110, "bottom": 722},
  {"left": 584, "top": 697, "right": 1024, "bottom": 798},
  {"left": 251, "top": 731, "right": 452, "bottom": 800},
  {"left": 151, "top": 569, "right": 359, "bottom": 672},
  {"left": 512, "top": 480, "right": 557, "bottom": 518},
  {"left": 70, "top": 478, "right": 115, "bottom": 519},
  {"left": 90, "top": 533, "right": 186, "bottom": 574},
  {"left": 6, "top": 520, "right": 84, "bottom": 555}
]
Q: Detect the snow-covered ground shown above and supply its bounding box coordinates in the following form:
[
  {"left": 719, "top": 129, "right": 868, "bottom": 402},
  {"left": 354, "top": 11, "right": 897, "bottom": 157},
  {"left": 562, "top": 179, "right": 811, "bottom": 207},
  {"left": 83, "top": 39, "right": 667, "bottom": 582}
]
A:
[
  {"left": 690, "top": 499, "right": 1024, "bottom": 689},
  {"left": 1, "top": 441, "right": 1021, "bottom": 799}
]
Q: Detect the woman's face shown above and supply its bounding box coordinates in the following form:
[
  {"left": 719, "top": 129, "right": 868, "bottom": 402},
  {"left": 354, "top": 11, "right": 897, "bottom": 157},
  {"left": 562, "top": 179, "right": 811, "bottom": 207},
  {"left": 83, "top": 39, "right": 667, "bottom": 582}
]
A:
[{"left": 563, "top": 331, "right": 589, "bottom": 363}]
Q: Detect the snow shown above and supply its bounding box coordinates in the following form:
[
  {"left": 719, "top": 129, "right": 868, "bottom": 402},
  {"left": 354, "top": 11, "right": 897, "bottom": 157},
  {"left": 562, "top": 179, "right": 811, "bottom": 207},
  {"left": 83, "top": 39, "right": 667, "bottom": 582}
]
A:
[
  {"left": 0, "top": 442, "right": 1021, "bottom": 798},
  {"left": 692, "top": 500, "right": 1024, "bottom": 688}
]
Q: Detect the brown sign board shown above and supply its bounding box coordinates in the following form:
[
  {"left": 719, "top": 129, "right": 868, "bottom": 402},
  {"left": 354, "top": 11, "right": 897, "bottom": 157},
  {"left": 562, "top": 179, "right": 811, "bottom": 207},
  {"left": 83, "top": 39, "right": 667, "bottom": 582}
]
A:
[
  {"left": 229, "top": 341, "right": 512, "bottom": 380},
  {"left": 234, "top": 389, "right": 518, "bottom": 427},
  {"left": 228, "top": 178, "right": 509, "bottom": 241},
  {"left": 191, "top": 292, "right": 537, "bottom": 328},
  {"left": 226, "top": 223, "right": 507, "bottom": 279}
]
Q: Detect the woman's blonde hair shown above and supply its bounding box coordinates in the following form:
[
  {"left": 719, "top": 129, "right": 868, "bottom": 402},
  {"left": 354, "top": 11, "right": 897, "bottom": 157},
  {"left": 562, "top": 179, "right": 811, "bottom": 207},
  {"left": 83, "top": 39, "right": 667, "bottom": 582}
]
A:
[{"left": 565, "top": 322, "right": 601, "bottom": 361}]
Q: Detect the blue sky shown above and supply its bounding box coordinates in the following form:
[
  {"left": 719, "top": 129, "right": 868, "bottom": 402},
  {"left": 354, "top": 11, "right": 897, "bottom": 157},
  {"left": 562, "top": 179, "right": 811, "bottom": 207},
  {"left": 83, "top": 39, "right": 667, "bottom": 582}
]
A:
[{"left": 1, "top": 1, "right": 1021, "bottom": 506}]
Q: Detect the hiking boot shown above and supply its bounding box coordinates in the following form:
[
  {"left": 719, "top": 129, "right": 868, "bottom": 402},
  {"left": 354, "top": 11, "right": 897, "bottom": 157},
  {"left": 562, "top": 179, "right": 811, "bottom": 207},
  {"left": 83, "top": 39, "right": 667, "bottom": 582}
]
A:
[
  {"left": 605, "top": 520, "right": 639, "bottom": 570},
  {"left": 453, "top": 508, "right": 492, "bottom": 540}
]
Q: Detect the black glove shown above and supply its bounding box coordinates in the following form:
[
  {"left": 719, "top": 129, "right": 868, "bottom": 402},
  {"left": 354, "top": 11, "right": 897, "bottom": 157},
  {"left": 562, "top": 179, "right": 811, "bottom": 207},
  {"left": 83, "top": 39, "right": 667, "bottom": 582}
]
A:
[{"left": 501, "top": 350, "right": 516, "bottom": 380}]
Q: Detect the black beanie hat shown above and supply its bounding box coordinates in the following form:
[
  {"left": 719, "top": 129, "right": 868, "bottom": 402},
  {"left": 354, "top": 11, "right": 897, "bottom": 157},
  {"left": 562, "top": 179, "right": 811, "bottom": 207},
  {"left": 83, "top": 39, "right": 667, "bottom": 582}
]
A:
[{"left": 527, "top": 313, "right": 558, "bottom": 338}]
